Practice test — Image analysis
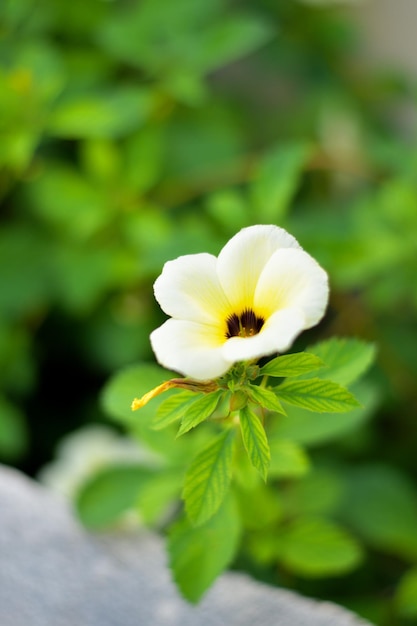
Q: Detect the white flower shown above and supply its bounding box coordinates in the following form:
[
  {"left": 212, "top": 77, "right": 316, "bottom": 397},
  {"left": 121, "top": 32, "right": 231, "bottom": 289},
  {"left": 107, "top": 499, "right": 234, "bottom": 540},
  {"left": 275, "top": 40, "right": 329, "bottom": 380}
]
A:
[{"left": 150, "top": 225, "right": 329, "bottom": 381}]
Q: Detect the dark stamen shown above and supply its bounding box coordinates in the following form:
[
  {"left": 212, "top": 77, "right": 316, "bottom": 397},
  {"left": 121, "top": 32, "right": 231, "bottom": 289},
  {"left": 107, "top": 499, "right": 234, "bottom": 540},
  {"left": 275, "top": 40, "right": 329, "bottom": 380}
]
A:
[{"left": 226, "top": 309, "right": 265, "bottom": 339}]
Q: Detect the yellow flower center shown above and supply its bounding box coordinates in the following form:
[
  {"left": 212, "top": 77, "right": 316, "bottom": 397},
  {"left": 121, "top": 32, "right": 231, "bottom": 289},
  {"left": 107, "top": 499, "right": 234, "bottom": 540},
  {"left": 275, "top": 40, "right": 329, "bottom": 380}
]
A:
[{"left": 225, "top": 309, "right": 265, "bottom": 339}]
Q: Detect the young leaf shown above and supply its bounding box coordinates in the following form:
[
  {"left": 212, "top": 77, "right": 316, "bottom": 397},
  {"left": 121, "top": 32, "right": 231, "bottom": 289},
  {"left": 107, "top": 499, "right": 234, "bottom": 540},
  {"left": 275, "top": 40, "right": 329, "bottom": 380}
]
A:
[
  {"left": 307, "top": 337, "right": 376, "bottom": 386},
  {"left": 260, "top": 352, "right": 325, "bottom": 378},
  {"left": 183, "top": 429, "right": 235, "bottom": 527},
  {"left": 277, "top": 378, "right": 360, "bottom": 413},
  {"left": 168, "top": 496, "right": 241, "bottom": 603},
  {"left": 247, "top": 384, "right": 286, "bottom": 415},
  {"left": 239, "top": 406, "right": 270, "bottom": 482},
  {"left": 177, "top": 389, "right": 224, "bottom": 437},
  {"left": 151, "top": 391, "right": 198, "bottom": 430}
]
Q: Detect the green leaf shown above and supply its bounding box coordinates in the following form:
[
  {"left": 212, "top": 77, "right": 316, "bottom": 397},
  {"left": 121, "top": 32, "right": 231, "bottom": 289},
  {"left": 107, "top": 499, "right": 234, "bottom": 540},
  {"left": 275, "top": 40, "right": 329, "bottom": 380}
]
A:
[
  {"left": 233, "top": 444, "right": 263, "bottom": 491},
  {"left": 270, "top": 381, "right": 378, "bottom": 446},
  {"left": 123, "top": 126, "right": 164, "bottom": 194},
  {"left": 235, "top": 481, "right": 282, "bottom": 530},
  {"left": 75, "top": 464, "right": 152, "bottom": 529},
  {"left": 206, "top": 189, "right": 250, "bottom": 234},
  {"left": 268, "top": 439, "right": 310, "bottom": 479},
  {"left": 283, "top": 468, "right": 344, "bottom": 517},
  {"left": 177, "top": 390, "right": 224, "bottom": 437},
  {"left": 250, "top": 141, "right": 313, "bottom": 221},
  {"left": 183, "top": 428, "right": 235, "bottom": 526},
  {"left": 48, "top": 87, "right": 152, "bottom": 138},
  {"left": 277, "top": 378, "right": 360, "bottom": 413},
  {"left": 101, "top": 363, "right": 175, "bottom": 426},
  {"left": 239, "top": 406, "right": 270, "bottom": 481},
  {"left": 161, "top": 70, "right": 207, "bottom": 107},
  {"left": 97, "top": 0, "right": 224, "bottom": 72},
  {"left": 136, "top": 470, "right": 183, "bottom": 525},
  {"left": 396, "top": 567, "right": 417, "bottom": 618},
  {"left": 247, "top": 384, "right": 286, "bottom": 415},
  {"left": 26, "top": 164, "right": 112, "bottom": 240},
  {"left": 278, "top": 517, "right": 363, "bottom": 578},
  {"left": 100, "top": 363, "right": 196, "bottom": 458},
  {"left": 260, "top": 352, "right": 325, "bottom": 378},
  {"left": 151, "top": 391, "right": 198, "bottom": 430},
  {"left": 307, "top": 337, "right": 376, "bottom": 386},
  {"left": 168, "top": 496, "right": 241, "bottom": 603},
  {"left": 192, "top": 15, "right": 273, "bottom": 73},
  {"left": 342, "top": 464, "right": 417, "bottom": 560}
]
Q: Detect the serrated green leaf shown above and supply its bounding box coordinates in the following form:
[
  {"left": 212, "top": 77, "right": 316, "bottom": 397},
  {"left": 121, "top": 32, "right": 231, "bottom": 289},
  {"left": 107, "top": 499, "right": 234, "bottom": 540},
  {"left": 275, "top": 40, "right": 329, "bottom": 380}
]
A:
[
  {"left": 168, "top": 496, "right": 241, "bottom": 603},
  {"left": 260, "top": 352, "right": 325, "bottom": 378},
  {"left": 278, "top": 517, "right": 363, "bottom": 577},
  {"left": 151, "top": 391, "right": 198, "bottom": 430},
  {"left": 396, "top": 567, "right": 417, "bottom": 618},
  {"left": 177, "top": 390, "right": 224, "bottom": 437},
  {"left": 271, "top": 381, "right": 378, "bottom": 446},
  {"left": 268, "top": 439, "right": 310, "bottom": 479},
  {"left": 307, "top": 337, "right": 376, "bottom": 386},
  {"left": 75, "top": 464, "right": 152, "bottom": 529},
  {"left": 183, "top": 429, "right": 235, "bottom": 526},
  {"left": 247, "top": 385, "right": 286, "bottom": 415},
  {"left": 277, "top": 378, "right": 360, "bottom": 413},
  {"left": 239, "top": 406, "right": 270, "bottom": 481}
]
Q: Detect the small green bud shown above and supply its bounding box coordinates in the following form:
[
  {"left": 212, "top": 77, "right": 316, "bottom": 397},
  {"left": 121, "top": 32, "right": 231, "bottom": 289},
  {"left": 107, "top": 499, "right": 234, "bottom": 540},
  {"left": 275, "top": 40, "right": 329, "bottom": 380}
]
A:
[{"left": 230, "top": 390, "right": 247, "bottom": 412}]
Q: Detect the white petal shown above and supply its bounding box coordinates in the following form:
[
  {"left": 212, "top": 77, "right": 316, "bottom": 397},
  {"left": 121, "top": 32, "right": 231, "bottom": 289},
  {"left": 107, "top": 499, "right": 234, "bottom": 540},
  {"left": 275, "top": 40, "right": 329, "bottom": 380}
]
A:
[
  {"left": 216, "top": 225, "right": 301, "bottom": 312},
  {"left": 153, "top": 253, "right": 231, "bottom": 325},
  {"left": 150, "top": 319, "right": 231, "bottom": 380},
  {"left": 254, "top": 248, "right": 329, "bottom": 327},
  {"left": 222, "top": 308, "right": 306, "bottom": 362}
]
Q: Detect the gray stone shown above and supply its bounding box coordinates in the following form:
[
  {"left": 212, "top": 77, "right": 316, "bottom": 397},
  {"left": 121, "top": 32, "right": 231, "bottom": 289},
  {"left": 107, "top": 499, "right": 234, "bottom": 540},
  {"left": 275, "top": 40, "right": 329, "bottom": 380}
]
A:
[{"left": 0, "top": 465, "right": 373, "bottom": 626}]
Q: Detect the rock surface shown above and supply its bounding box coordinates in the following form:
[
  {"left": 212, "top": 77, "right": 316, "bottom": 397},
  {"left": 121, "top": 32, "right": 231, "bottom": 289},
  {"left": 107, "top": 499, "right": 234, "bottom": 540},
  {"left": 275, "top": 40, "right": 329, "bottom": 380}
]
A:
[{"left": 0, "top": 465, "right": 373, "bottom": 626}]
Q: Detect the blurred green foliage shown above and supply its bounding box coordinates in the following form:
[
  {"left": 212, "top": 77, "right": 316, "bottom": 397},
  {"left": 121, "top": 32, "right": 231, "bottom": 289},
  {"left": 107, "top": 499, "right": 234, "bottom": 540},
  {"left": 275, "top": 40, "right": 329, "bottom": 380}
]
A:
[{"left": 2, "top": 0, "right": 417, "bottom": 623}]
